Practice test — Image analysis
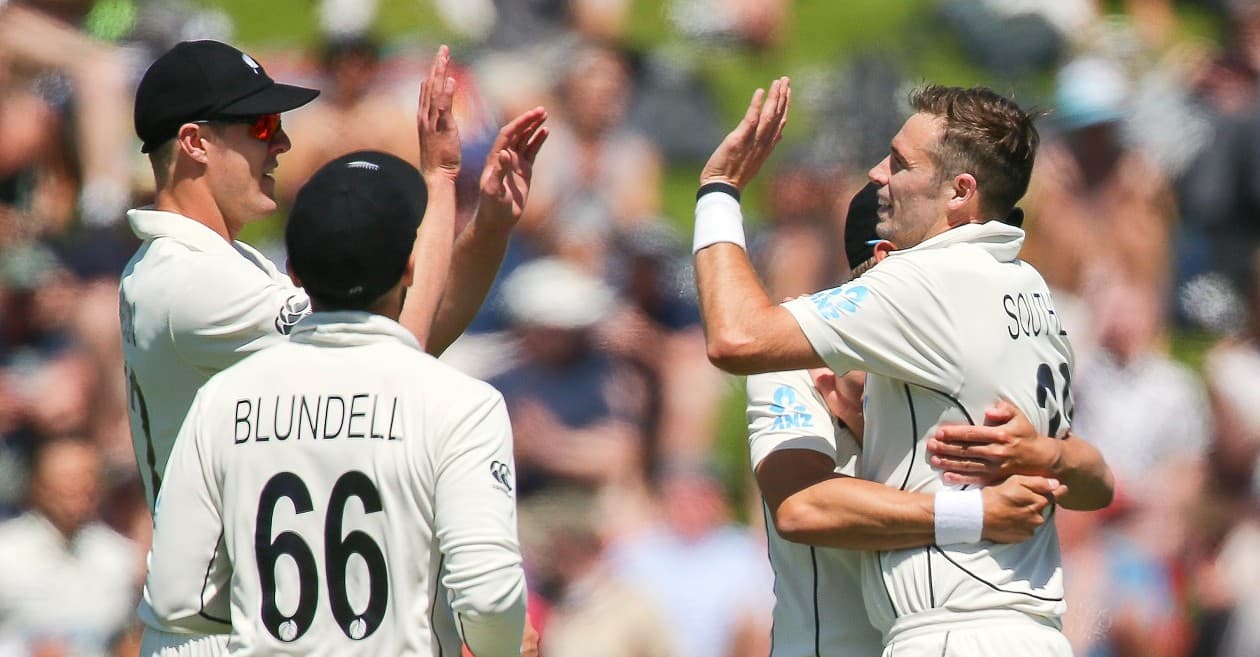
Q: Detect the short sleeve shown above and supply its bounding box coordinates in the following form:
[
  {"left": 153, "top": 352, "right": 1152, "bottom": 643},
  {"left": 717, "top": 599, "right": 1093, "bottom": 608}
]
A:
[
  {"left": 781, "top": 257, "right": 962, "bottom": 394},
  {"left": 167, "top": 253, "right": 309, "bottom": 372},
  {"left": 747, "top": 370, "right": 837, "bottom": 469}
]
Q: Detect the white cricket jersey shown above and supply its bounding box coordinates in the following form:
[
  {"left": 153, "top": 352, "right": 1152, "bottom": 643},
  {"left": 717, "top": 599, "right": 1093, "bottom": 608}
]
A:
[
  {"left": 782, "top": 222, "right": 1074, "bottom": 643},
  {"left": 747, "top": 370, "right": 883, "bottom": 657},
  {"left": 140, "top": 312, "right": 527, "bottom": 657},
  {"left": 120, "top": 208, "right": 311, "bottom": 510}
]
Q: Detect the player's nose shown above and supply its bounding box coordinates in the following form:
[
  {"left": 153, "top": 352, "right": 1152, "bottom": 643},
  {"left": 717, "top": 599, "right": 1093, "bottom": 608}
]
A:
[
  {"left": 270, "top": 126, "right": 292, "bottom": 155},
  {"left": 868, "top": 157, "right": 890, "bottom": 186}
]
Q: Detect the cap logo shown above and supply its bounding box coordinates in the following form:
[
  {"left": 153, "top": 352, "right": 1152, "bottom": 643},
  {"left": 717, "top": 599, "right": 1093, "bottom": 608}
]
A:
[
  {"left": 241, "top": 53, "right": 261, "bottom": 74},
  {"left": 346, "top": 161, "right": 380, "bottom": 171}
]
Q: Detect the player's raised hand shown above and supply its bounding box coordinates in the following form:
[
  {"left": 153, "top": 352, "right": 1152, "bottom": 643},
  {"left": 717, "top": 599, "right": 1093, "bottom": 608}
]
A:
[
  {"left": 929, "top": 399, "right": 1061, "bottom": 487},
  {"left": 700, "top": 76, "right": 791, "bottom": 190},
  {"left": 981, "top": 475, "right": 1067, "bottom": 543},
  {"left": 477, "top": 106, "right": 549, "bottom": 228},
  {"left": 418, "top": 44, "right": 461, "bottom": 183}
]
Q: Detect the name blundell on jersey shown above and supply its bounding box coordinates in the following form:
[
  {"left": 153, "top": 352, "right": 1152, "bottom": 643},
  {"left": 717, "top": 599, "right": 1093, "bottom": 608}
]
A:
[{"left": 232, "top": 394, "right": 405, "bottom": 443}]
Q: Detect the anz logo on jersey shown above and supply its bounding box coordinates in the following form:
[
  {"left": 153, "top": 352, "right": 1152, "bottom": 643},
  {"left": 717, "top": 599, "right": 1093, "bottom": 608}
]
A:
[
  {"left": 490, "top": 460, "right": 514, "bottom": 497},
  {"left": 808, "top": 284, "right": 870, "bottom": 320},
  {"left": 770, "top": 385, "right": 813, "bottom": 430}
]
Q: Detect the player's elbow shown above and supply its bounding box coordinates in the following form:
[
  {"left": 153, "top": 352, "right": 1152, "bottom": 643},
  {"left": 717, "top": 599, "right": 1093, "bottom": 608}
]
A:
[
  {"left": 705, "top": 330, "right": 763, "bottom": 374},
  {"left": 773, "top": 497, "right": 841, "bottom": 545},
  {"left": 447, "top": 562, "right": 527, "bottom": 618},
  {"left": 1061, "top": 467, "right": 1116, "bottom": 512}
]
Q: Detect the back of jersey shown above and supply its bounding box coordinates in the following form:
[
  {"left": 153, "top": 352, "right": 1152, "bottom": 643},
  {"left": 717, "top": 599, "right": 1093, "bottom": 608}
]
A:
[{"left": 146, "top": 315, "right": 524, "bottom": 657}]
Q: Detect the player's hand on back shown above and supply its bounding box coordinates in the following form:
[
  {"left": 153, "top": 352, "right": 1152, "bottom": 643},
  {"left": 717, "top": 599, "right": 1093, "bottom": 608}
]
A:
[
  {"left": 980, "top": 475, "right": 1066, "bottom": 543},
  {"left": 928, "top": 399, "right": 1062, "bottom": 486},
  {"left": 700, "top": 76, "right": 790, "bottom": 190},
  {"left": 476, "top": 106, "right": 549, "bottom": 228},
  {"left": 418, "top": 44, "right": 461, "bottom": 183}
]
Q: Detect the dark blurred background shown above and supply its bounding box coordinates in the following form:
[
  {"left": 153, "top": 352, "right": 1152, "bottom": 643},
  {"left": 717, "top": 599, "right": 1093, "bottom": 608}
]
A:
[{"left": 2, "top": 0, "right": 1259, "bottom": 656}]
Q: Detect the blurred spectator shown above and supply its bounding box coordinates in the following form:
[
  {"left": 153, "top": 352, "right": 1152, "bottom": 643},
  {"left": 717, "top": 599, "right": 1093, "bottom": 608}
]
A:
[
  {"left": 490, "top": 258, "right": 652, "bottom": 497},
  {"left": 602, "top": 224, "right": 724, "bottom": 464},
  {"left": 1072, "top": 281, "right": 1210, "bottom": 559},
  {"left": 276, "top": 36, "right": 419, "bottom": 207},
  {"left": 519, "top": 485, "right": 673, "bottom": 657},
  {"left": 667, "top": 0, "right": 791, "bottom": 49},
  {"left": 435, "top": 0, "right": 629, "bottom": 51},
  {"left": 1203, "top": 246, "right": 1260, "bottom": 496},
  {"left": 1024, "top": 56, "right": 1176, "bottom": 349},
  {"left": 0, "top": 437, "right": 139, "bottom": 657},
  {"left": 751, "top": 155, "right": 848, "bottom": 300},
  {"left": 525, "top": 44, "right": 662, "bottom": 267},
  {"left": 0, "top": 2, "right": 132, "bottom": 230},
  {"left": 609, "top": 466, "right": 772, "bottom": 657},
  {"left": 1059, "top": 507, "right": 1188, "bottom": 657},
  {"left": 936, "top": 0, "right": 1074, "bottom": 78}
]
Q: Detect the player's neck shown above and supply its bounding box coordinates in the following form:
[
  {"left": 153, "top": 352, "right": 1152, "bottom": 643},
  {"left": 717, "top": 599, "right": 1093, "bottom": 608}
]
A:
[{"left": 154, "top": 181, "right": 238, "bottom": 243}]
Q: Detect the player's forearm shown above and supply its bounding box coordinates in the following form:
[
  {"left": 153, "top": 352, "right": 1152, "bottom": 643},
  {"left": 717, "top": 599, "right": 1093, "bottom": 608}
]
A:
[
  {"left": 400, "top": 175, "right": 457, "bottom": 350},
  {"left": 696, "top": 243, "right": 809, "bottom": 374},
  {"left": 1049, "top": 433, "right": 1114, "bottom": 511},
  {"left": 424, "top": 204, "right": 513, "bottom": 355},
  {"left": 772, "top": 475, "right": 937, "bottom": 550}
]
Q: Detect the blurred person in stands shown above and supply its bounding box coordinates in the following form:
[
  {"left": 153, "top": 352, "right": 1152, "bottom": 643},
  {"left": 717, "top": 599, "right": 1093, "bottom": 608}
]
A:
[
  {"left": 751, "top": 155, "right": 849, "bottom": 300},
  {"left": 0, "top": 437, "right": 139, "bottom": 657},
  {"left": 1022, "top": 57, "right": 1175, "bottom": 351},
  {"left": 1057, "top": 504, "right": 1187, "bottom": 657},
  {"left": 609, "top": 465, "right": 772, "bottom": 657},
  {"left": 1071, "top": 279, "right": 1210, "bottom": 561},
  {"left": 276, "top": 36, "right": 419, "bottom": 206},
  {"left": 601, "top": 224, "right": 724, "bottom": 464},
  {"left": 0, "top": 1, "right": 132, "bottom": 229},
  {"left": 519, "top": 485, "right": 673, "bottom": 657},
  {"left": 491, "top": 257, "right": 651, "bottom": 499},
  {"left": 525, "top": 44, "right": 661, "bottom": 267}
]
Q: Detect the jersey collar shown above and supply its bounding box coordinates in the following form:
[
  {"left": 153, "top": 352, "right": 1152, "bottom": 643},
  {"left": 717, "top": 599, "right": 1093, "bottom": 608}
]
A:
[
  {"left": 289, "top": 311, "right": 421, "bottom": 351},
  {"left": 893, "top": 220, "right": 1025, "bottom": 263},
  {"left": 127, "top": 208, "right": 239, "bottom": 258}
]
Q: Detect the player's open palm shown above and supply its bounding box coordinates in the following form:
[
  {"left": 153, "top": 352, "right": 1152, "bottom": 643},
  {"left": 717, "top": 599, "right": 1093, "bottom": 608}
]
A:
[
  {"left": 418, "top": 44, "right": 461, "bottom": 183},
  {"left": 478, "top": 106, "right": 549, "bottom": 227},
  {"left": 981, "top": 475, "right": 1066, "bottom": 543},
  {"left": 700, "top": 76, "right": 790, "bottom": 190}
]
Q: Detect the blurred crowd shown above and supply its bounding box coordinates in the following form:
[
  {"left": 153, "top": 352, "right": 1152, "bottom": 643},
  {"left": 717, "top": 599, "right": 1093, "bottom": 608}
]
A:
[{"left": 2, "top": 0, "right": 1260, "bottom": 656}]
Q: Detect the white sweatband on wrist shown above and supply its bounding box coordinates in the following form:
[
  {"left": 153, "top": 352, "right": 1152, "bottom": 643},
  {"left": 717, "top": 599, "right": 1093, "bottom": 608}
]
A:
[
  {"left": 693, "top": 191, "right": 746, "bottom": 254},
  {"left": 934, "top": 488, "right": 984, "bottom": 545}
]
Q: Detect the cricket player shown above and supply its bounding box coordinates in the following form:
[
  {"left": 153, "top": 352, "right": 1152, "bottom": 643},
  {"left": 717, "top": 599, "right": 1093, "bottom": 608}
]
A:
[
  {"left": 123, "top": 41, "right": 545, "bottom": 656},
  {"left": 697, "top": 80, "right": 1112, "bottom": 655},
  {"left": 143, "top": 150, "right": 526, "bottom": 657},
  {"left": 748, "top": 184, "right": 1112, "bottom": 656}
]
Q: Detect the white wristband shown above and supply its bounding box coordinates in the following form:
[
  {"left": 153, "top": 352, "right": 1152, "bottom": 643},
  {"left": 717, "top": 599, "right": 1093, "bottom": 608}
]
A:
[
  {"left": 934, "top": 488, "right": 984, "bottom": 545},
  {"left": 693, "top": 191, "right": 746, "bottom": 253}
]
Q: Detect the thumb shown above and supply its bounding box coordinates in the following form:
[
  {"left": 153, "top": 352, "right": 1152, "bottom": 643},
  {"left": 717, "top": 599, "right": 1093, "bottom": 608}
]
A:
[
  {"left": 983, "top": 399, "right": 1018, "bottom": 426},
  {"left": 1014, "top": 475, "right": 1060, "bottom": 495}
]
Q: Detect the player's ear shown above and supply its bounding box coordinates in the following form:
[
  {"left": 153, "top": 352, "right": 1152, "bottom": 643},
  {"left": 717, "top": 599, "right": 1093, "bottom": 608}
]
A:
[
  {"left": 873, "top": 240, "right": 895, "bottom": 263},
  {"left": 947, "top": 172, "right": 977, "bottom": 213},
  {"left": 175, "top": 123, "right": 211, "bottom": 165},
  {"left": 286, "top": 259, "right": 303, "bottom": 286}
]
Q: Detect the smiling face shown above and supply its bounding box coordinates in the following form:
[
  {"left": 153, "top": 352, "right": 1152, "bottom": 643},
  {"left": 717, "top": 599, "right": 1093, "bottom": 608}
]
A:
[
  {"left": 202, "top": 120, "right": 292, "bottom": 234},
  {"left": 867, "top": 112, "right": 953, "bottom": 249}
]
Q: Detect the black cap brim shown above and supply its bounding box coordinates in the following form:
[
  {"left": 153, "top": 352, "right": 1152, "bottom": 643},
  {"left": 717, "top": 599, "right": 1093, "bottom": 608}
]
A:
[{"left": 217, "top": 82, "right": 319, "bottom": 117}]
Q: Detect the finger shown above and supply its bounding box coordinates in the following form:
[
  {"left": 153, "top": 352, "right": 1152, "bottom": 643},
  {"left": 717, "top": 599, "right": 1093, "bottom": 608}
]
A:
[
  {"left": 756, "top": 80, "right": 781, "bottom": 140},
  {"left": 418, "top": 79, "right": 430, "bottom": 123},
  {"left": 983, "top": 401, "right": 1017, "bottom": 426},
  {"left": 436, "top": 76, "right": 456, "bottom": 116},
  {"left": 930, "top": 455, "right": 994, "bottom": 475},
  {"left": 935, "top": 425, "right": 1009, "bottom": 444},
  {"left": 429, "top": 46, "right": 450, "bottom": 120},
  {"left": 737, "top": 88, "right": 766, "bottom": 138},
  {"left": 522, "top": 126, "right": 549, "bottom": 162},
  {"left": 774, "top": 82, "right": 790, "bottom": 142},
  {"left": 928, "top": 440, "right": 999, "bottom": 463},
  {"left": 942, "top": 472, "right": 988, "bottom": 487},
  {"left": 496, "top": 106, "right": 546, "bottom": 150},
  {"left": 1015, "top": 476, "right": 1061, "bottom": 496},
  {"left": 509, "top": 113, "right": 547, "bottom": 154}
]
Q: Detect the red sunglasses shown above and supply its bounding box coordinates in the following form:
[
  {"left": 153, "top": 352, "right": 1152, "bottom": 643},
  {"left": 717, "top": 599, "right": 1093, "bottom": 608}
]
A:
[{"left": 194, "top": 113, "right": 282, "bottom": 142}]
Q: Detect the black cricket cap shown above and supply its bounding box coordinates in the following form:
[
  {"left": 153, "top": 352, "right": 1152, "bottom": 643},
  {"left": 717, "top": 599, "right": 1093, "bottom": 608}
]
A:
[
  {"left": 286, "top": 151, "right": 426, "bottom": 308},
  {"left": 134, "top": 40, "right": 319, "bottom": 153},
  {"left": 844, "top": 182, "right": 881, "bottom": 267}
]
